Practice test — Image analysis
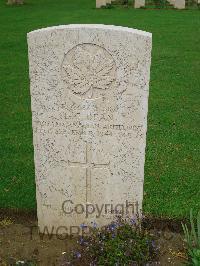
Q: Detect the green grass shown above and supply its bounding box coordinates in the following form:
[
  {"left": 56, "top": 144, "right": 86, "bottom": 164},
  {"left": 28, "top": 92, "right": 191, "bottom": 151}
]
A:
[{"left": 0, "top": 0, "right": 199, "bottom": 219}]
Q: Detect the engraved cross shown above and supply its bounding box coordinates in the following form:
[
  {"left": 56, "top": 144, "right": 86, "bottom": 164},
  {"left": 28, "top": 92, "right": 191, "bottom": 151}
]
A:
[{"left": 68, "top": 142, "right": 110, "bottom": 203}]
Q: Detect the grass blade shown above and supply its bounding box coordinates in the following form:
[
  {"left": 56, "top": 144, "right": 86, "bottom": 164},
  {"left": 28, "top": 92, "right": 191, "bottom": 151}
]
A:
[
  {"left": 197, "top": 210, "right": 200, "bottom": 248},
  {"left": 190, "top": 209, "right": 198, "bottom": 247}
]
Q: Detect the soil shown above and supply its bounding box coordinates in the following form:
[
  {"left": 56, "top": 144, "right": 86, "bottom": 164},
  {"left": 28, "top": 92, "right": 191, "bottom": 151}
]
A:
[{"left": 0, "top": 210, "right": 187, "bottom": 266}]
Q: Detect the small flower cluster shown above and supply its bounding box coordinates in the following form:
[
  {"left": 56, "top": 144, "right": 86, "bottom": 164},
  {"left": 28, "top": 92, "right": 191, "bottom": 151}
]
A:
[{"left": 68, "top": 216, "right": 159, "bottom": 265}]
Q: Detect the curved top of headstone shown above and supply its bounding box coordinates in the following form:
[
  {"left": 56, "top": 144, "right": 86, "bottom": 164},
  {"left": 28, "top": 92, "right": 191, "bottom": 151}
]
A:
[{"left": 27, "top": 24, "right": 152, "bottom": 38}]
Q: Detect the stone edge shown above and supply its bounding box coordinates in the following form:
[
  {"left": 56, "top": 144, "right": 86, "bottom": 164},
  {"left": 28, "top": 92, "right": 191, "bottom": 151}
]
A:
[{"left": 27, "top": 24, "right": 152, "bottom": 39}]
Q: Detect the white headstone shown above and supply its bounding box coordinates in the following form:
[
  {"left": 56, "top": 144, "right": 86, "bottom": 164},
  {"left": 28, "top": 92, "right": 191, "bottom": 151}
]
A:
[
  {"left": 174, "top": 0, "right": 185, "bottom": 8},
  {"left": 28, "top": 24, "right": 152, "bottom": 233},
  {"left": 96, "top": 0, "right": 106, "bottom": 8},
  {"left": 134, "top": 0, "right": 145, "bottom": 8}
]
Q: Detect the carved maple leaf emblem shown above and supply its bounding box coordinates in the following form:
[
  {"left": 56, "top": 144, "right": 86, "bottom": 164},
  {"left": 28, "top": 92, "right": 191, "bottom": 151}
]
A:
[{"left": 62, "top": 44, "right": 116, "bottom": 99}]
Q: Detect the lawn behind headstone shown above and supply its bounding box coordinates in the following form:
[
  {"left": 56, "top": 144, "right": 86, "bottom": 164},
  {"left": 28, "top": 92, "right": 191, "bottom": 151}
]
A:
[{"left": 0, "top": 0, "right": 199, "bottom": 219}]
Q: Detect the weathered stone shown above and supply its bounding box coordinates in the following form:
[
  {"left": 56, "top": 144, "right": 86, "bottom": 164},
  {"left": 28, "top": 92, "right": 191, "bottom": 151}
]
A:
[{"left": 27, "top": 24, "right": 152, "bottom": 233}]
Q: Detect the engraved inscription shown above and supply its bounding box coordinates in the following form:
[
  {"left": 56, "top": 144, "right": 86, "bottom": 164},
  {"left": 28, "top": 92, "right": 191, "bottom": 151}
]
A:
[{"left": 61, "top": 43, "right": 116, "bottom": 99}]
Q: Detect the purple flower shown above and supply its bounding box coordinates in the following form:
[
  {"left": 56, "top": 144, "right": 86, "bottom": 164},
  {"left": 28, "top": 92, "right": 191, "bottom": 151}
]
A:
[
  {"left": 80, "top": 223, "right": 87, "bottom": 229},
  {"left": 151, "top": 240, "right": 156, "bottom": 248},
  {"left": 91, "top": 221, "right": 98, "bottom": 228},
  {"left": 130, "top": 215, "right": 137, "bottom": 225},
  {"left": 108, "top": 223, "right": 117, "bottom": 231},
  {"left": 78, "top": 237, "right": 85, "bottom": 245},
  {"left": 75, "top": 251, "right": 81, "bottom": 258}
]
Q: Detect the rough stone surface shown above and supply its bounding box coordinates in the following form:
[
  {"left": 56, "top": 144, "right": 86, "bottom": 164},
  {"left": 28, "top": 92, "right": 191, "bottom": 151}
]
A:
[
  {"left": 134, "top": 0, "right": 145, "bottom": 8},
  {"left": 28, "top": 24, "right": 152, "bottom": 232}
]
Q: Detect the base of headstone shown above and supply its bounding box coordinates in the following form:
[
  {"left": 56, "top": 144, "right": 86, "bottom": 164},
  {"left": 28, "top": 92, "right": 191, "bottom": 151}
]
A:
[
  {"left": 134, "top": 0, "right": 145, "bottom": 8},
  {"left": 174, "top": 0, "right": 185, "bottom": 8},
  {"left": 96, "top": 0, "right": 107, "bottom": 8}
]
